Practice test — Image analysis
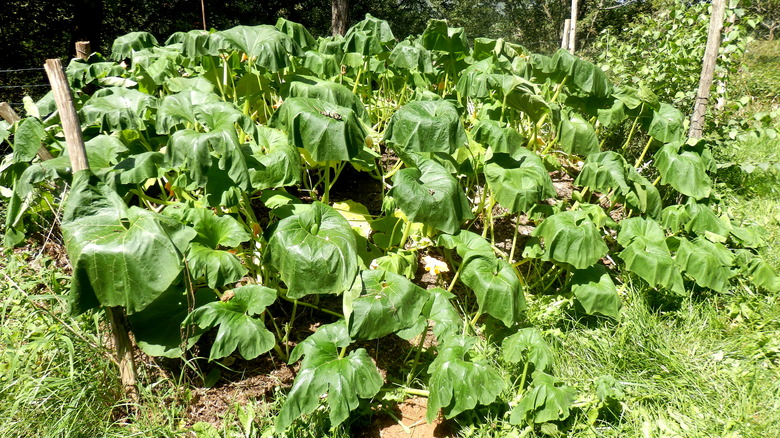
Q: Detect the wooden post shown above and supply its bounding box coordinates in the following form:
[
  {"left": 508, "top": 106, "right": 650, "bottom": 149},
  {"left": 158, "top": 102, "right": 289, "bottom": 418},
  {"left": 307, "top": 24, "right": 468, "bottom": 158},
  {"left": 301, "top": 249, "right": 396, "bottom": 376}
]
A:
[
  {"left": 43, "top": 58, "right": 139, "bottom": 404},
  {"left": 569, "top": 0, "right": 578, "bottom": 53},
  {"left": 562, "top": 19, "right": 571, "bottom": 50},
  {"left": 689, "top": 0, "right": 726, "bottom": 139},
  {"left": 75, "top": 41, "right": 91, "bottom": 60},
  {"left": 0, "top": 102, "right": 55, "bottom": 161}
]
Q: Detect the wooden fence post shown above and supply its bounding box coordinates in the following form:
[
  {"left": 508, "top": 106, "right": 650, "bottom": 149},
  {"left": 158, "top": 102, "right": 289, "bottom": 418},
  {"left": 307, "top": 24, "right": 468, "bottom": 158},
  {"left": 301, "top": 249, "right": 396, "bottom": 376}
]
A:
[
  {"left": 689, "top": 0, "right": 726, "bottom": 139},
  {"left": 43, "top": 57, "right": 139, "bottom": 404},
  {"left": 0, "top": 102, "right": 55, "bottom": 161},
  {"left": 569, "top": 0, "right": 578, "bottom": 53},
  {"left": 75, "top": 41, "right": 91, "bottom": 60},
  {"left": 562, "top": 19, "right": 571, "bottom": 50}
]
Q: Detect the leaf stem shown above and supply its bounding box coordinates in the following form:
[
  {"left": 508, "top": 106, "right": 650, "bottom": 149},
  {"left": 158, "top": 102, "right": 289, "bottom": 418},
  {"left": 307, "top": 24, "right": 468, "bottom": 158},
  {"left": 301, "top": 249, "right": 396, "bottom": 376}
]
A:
[
  {"left": 508, "top": 213, "right": 520, "bottom": 263},
  {"left": 279, "top": 294, "right": 344, "bottom": 319},
  {"left": 399, "top": 219, "right": 413, "bottom": 249},
  {"left": 405, "top": 326, "right": 428, "bottom": 386},
  {"left": 633, "top": 135, "right": 655, "bottom": 168}
]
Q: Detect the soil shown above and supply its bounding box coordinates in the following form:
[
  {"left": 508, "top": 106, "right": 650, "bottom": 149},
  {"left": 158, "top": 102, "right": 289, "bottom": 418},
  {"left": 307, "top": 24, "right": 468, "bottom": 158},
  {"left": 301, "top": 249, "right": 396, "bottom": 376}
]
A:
[{"left": 352, "top": 397, "right": 454, "bottom": 438}]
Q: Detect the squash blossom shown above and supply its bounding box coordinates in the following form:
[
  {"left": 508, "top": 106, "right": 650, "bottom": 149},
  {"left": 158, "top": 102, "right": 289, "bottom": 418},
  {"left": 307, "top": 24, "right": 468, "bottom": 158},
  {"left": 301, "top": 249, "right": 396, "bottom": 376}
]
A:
[{"left": 423, "top": 256, "right": 449, "bottom": 276}]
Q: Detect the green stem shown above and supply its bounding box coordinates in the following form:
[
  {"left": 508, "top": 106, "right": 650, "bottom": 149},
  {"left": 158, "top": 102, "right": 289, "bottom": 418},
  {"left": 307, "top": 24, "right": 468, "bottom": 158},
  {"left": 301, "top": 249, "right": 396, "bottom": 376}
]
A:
[
  {"left": 401, "top": 387, "right": 429, "bottom": 397},
  {"left": 446, "top": 262, "right": 463, "bottom": 292},
  {"left": 130, "top": 189, "right": 175, "bottom": 207},
  {"left": 405, "top": 326, "right": 428, "bottom": 386},
  {"left": 508, "top": 213, "right": 520, "bottom": 263},
  {"left": 322, "top": 165, "right": 331, "bottom": 205},
  {"left": 621, "top": 112, "right": 642, "bottom": 151},
  {"left": 633, "top": 135, "right": 655, "bottom": 168},
  {"left": 399, "top": 220, "right": 413, "bottom": 249},
  {"left": 550, "top": 76, "right": 569, "bottom": 103},
  {"left": 279, "top": 294, "right": 344, "bottom": 319},
  {"left": 338, "top": 346, "right": 347, "bottom": 360},
  {"left": 518, "top": 360, "right": 530, "bottom": 392}
]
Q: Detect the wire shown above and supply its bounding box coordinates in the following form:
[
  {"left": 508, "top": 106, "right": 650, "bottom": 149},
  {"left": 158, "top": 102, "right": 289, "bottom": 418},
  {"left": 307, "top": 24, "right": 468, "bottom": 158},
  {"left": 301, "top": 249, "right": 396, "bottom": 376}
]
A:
[
  {"left": 0, "top": 84, "right": 49, "bottom": 89},
  {"left": 0, "top": 67, "right": 45, "bottom": 73}
]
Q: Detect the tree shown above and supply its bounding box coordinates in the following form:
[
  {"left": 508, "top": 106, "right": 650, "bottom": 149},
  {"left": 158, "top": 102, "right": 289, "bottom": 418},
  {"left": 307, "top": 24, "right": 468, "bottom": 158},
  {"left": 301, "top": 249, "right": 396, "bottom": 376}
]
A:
[
  {"left": 332, "top": 0, "right": 349, "bottom": 35},
  {"left": 750, "top": 0, "right": 780, "bottom": 40}
]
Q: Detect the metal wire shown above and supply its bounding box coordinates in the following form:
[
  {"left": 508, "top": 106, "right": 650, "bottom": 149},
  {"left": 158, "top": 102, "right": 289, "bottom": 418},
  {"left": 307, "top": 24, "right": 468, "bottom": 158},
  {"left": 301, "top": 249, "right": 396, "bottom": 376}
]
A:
[
  {"left": 0, "top": 67, "right": 45, "bottom": 73},
  {"left": 0, "top": 84, "right": 49, "bottom": 89}
]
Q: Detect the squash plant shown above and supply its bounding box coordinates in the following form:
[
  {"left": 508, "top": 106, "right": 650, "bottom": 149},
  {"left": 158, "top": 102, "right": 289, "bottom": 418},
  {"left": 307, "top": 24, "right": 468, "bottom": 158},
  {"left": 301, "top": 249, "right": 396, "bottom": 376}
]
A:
[{"left": 1, "top": 14, "right": 778, "bottom": 433}]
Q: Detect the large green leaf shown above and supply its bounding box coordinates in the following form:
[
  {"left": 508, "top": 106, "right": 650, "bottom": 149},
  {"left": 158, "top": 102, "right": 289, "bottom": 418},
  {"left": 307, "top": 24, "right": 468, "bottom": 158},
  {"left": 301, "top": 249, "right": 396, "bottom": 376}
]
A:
[
  {"left": 281, "top": 75, "right": 369, "bottom": 124},
  {"left": 557, "top": 109, "right": 599, "bottom": 157},
  {"left": 187, "top": 243, "right": 248, "bottom": 289},
  {"left": 617, "top": 217, "right": 684, "bottom": 294},
  {"left": 277, "top": 321, "right": 382, "bottom": 432},
  {"left": 247, "top": 126, "right": 302, "bottom": 190},
  {"left": 389, "top": 40, "right": 433, "bottom": 74},
  {"left": 346, "top": 14, "right": 395, "bottom": 45},
  {"left": 460, "top": 252, "right": 526, "bottom": 326},
  {"left": 471, "top": 119, "right": 525, "bottom": 154},
  {"left": 570, "top": 265, "right": 620, "bottom": 318},
  {"left": 111, "top": 31, "right": 158, "bottom": 59},
  {"left": 269, "top": 97, "right": 367, "bottom": 163},
  {"left": 185, "top": 285, "right": 277, "bottom": 360},
  {"left": 266, "top": 202, "right": 359, "bottom": 299},
  {"left": 12, "top": 117, "right": 46, "bottom": 163},
  {"left": 549, "top": 49, "right": 613, "bottom": 98},
  {"left": 129, "top": 286, "right": 213, "bottom": 358},
  {"left": 81, "top": 87, "right": 155, "bottom": 132},
  {"left": 420, "top": 20, "right": 469, "bottom": 54},
  {"left": 654, "top": 141, "right": 712, "bottom": 200},
  {"left": 219, "top": 25, "right": 302, "bottom": 71},
  {"left": 531, "top": 210, "right": 608, "bottom": 269},
  {"left": 438, "top": 229, "right": 494, "bottom": 258},
  {"left": 155, "top": 89, "right": 221, "bottom": 134},
  {"left": 644, "top": 103, "right": 684, "bottom": 143},
  {"left": 382, "top": 100, "right": 467, "bottom": 154},
  {"left": 349, "top": 269, "right": 428, "bottom": 340},
  {"left": 390, "top": 156, "right": 473, "bottom": 234},
  {"left": 510, "top": 371, "right": 577, "bottom": 425},
  {"left": 342, "top": 30, "right": 383, "bottom": 57},
  {"left": 275, "top": 18, "right": 316, "bottom": 50},
  {"left": 502, "top": 327, "right": 554, "bottom": 373},
  {"left": 674, "top": 237, "right": 733, "bottom": 292},
  {"left": 485, "top": 146, "right": 556, "bottom": 214},
  {"left": 63, "top": 173, "right": 196, "bottom": 315},
  {"left": 426, "top": 336, "right": 505, "bottom": 422},
  {"left": 167, "top": 127, "right": 250, "bottom": 196}
]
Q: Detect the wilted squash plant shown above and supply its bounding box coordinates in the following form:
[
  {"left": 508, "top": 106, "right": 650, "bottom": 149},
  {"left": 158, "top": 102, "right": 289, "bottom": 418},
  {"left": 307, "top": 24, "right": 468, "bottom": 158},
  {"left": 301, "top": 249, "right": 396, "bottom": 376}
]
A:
[{"left": 1, "top": 14, "right": 778, "bottom": 432}]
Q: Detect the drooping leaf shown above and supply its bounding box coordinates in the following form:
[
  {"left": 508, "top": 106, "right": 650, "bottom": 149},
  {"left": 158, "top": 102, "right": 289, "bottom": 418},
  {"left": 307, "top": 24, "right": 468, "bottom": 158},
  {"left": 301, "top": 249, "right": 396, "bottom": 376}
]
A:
[
  {"left": 654, "top": 141, "right": 712, "bottom": 200},
  {"left": 185, "top": 285, "right": 277, "bottom": 360},
  {"left": 346, "top": 14, "right": 395, "bottom": 45},
  {"left": 420, "top": 19, "right": 469, "bottom": 54},
  {"left": 248, "top": 125, "right": 302, "bottom": 190},
  {"left": 81, "top": 87, "right": 155, "bottom": 132},
  {"left": 438, "top": 229, "right": 494, "bottom": 258},
  {"left": 155, "top": 89, "right": 221, "bottom": 134},
  {"left": 187, "top": 243, "right": 248, "bottom": 289},
  {"left": 219, "top": 25, "right": 302, "bottom": 71},
  {"left": 382, "top": 100, "right": 467, "bottom": 154},
  {"left": 643, "top": 103, "right": 684, "bottom": 143},
  {"left": 12, "top": 117, "right": 46, "bottom": 163},
  {"left": 275, "top": 18, "right": 316, "bottom": 50},
  {"left": 129, "top": 286, "right": 214, "bottom": 358},
  {"left": 570, "top": 265, "right": 620, "bottom": 318},
  {"left": 277, "top": 321, "right": 382, "bottom": 432},
  {"left": 349, "top": 269, "right": 428, "bottom": 340},
  {"left": 269, "top": 97, "right": 367, "bottom": 162},
  {"left": 389, "top": 40, "right": 433, "bottom": 74},
  {"left": 617, "top": 217, "right": 684, "bottom": 294},
  {"left": 460, "top": 251, "right": 526, "bottom": 326},
  {"left": 502, "top": 327, "right": 554, "bottom": 373},
  {"left": 674, "top": 237, "right": 733, "bottom": 292},
  {"left": 471, "top": 119, "right": 525, "bottom": 154},
  {"left": 63, "top": 172, "right": 196, "bottom": 315},
  {"left": 485, "top": 146, "right": 556, "bottom": 214},
  {"left": 282, "top": 75, "right": 369, "bottom": 123},
  {"left": 426, "top": 336, "right": 505, "bottom": 422},
  {"left": 111, "top": 31, "right": 159, "bottom": 59},
  {"left": 390, "top": 156, "right": 473, "bottom": 234},
  {"left": 549, "top": 49, "right": 613, "bottom": 98},
  {"left": 557, "top": 109, "right": 599, "bottom": 157},
  {"left": 370, "top": 249, "right": 418, "bottom": 279},
  {"left": 510, "top": 371, "right": 577, "bottom": 425},
  {"left": 531, "top": 210, "right": 608, "bottom": 269},
  {"left": 266, "top": 202, "right": 359, "bottom": 299}
]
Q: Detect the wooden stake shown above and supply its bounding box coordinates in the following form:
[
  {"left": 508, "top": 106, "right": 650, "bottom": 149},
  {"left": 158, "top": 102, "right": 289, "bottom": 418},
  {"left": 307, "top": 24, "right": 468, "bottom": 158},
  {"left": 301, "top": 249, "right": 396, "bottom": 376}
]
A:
[
  {"left": 569, "top": 0, "right": 578, "bottom": 53},
  {"left": 43, "top": 57, "right": 139, "bottom": 404},
  {"left": 75, "top": 41, "right": 91, "bottom": 60},
  {"left": 689, "top": 0, "right": 726, "bottom": 139},
  {"left": 562, "top": 19, "right": 571, "bottom": 50},
  {"left": 0, "top": 102, "right": 54, "bottom": 161}
]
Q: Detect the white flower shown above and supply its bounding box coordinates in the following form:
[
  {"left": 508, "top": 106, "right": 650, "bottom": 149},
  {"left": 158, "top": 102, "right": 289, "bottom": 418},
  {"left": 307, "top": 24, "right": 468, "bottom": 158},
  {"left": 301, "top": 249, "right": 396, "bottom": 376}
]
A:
[
  {"left": 423, "top": 256, "right": 449, "bottom": 276},
  {"left": 369, "top": 259, "right": 379, "bottom": 270}
]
